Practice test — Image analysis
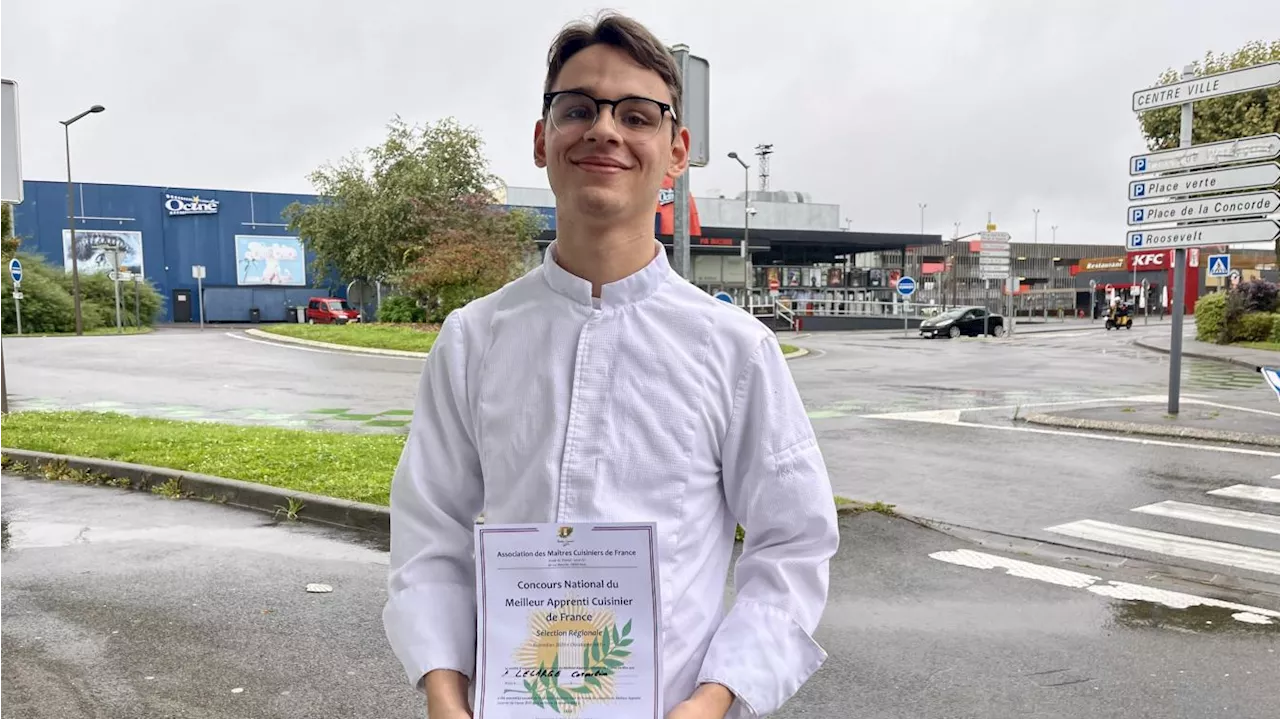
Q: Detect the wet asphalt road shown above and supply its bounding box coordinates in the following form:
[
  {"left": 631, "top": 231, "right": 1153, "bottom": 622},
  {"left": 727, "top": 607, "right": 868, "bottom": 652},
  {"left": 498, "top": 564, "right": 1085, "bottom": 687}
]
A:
[
  {"left": 4, "top": 474, "right": 1278, "bottom": 719},
  {"left": 5, "top": 319, "right": 1280, "bottom": 718}
]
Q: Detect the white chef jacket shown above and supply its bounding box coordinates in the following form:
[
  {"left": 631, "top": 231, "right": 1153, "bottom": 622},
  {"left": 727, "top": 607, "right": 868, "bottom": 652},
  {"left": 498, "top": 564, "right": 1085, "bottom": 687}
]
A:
[{"left": 383, "top": 239, "right": 839, "bottom": 718}]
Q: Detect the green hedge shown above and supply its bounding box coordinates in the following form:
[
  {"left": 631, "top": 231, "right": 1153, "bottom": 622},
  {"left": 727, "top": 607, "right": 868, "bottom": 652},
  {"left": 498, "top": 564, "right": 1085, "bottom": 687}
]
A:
[
  {"left": 1, "top": 251, "right": 162, "bottom": 333},
  {"left": 1236, "top": 312, "right": 1276, "bottom": 343},
  {"left": 1194, "top": 291, "right": 1226, "bottom": 342},
  {"left": 1270, "top": 314, "right": 1280, "bottom": 344}
]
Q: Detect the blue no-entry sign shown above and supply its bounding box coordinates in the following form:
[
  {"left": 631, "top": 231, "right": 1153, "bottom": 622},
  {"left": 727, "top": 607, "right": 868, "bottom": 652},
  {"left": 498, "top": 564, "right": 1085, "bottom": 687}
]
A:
[
  {"left": 8, "top": 257, "right": 20, "bottom": 283},
  {"left": 896, "top": 276, "right": 916, "bottom": 297}
]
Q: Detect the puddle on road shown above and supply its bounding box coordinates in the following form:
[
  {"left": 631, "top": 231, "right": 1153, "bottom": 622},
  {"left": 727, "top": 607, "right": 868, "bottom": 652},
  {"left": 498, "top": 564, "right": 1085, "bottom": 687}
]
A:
[{"left": 1110, "top": 600, "right": 1278, "bottom": 634}]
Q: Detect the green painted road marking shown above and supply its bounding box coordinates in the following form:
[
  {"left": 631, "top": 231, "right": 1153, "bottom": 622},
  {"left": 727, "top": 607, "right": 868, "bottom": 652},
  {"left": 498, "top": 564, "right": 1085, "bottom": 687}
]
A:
[
  {"left": 380, "top": 409, "right": 415, "bottom": 416},
  {"left": 366, "top": 419, "right": 411, "bottom": 428},
  {"left": 309, "top": 408, "right": 352, "bottom": 415},
  {"left": 333, "top": 413, "right": 378, "bottom": 421}
]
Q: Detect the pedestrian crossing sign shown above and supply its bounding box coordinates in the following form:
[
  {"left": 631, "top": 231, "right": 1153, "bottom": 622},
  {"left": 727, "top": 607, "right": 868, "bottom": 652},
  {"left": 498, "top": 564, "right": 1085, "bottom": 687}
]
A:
[{"left": 1207, "top": 254, "right": 1231, "bottom": 278}]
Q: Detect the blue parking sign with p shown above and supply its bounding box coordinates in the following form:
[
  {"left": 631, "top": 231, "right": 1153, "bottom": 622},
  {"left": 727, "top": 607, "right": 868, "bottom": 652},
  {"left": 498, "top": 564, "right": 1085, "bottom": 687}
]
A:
[
  {"left": 1134, "top": 158, "right": 1147, "bottom": 173},
  {"left": 1129, "top": 233, "right": 1144, "bottom": 248},
  {"left": 1131, "top": 208, "right": 1144, "bottom": 223},
  {"left": 1132, "top": 183, "right": 1145, "bottom": 198}
]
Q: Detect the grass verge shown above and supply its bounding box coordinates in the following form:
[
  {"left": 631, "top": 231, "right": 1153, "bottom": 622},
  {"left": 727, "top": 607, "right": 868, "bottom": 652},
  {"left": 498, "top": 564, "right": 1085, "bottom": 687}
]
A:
[
  {"left": 1, "top": 411, "right": 405, "bottom": 505},
  {"left": 259, "top": 323, "right": 439, "bottom": 353},
  {"left": 1236, "top": 341, "right": 1280, "bottom": 353},
  {"left": 779, "top": 343, "right": 799, "bottom": 355},
  {"left": 3, "top": 412, "right": 871, "bottom": 535}
]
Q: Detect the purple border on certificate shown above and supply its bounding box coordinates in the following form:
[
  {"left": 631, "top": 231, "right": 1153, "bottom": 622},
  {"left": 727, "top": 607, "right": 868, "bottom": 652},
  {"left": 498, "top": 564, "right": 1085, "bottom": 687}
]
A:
[{"left": 475, "top": 523, "right": 662, "bottom": 719}]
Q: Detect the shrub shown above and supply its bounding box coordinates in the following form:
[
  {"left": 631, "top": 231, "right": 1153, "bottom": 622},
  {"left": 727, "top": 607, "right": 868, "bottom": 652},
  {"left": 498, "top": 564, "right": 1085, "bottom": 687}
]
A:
[
  {"left": 1194, "top": 291, "right": 1226, "bottom": 342},
  {"left": 377, "top": 295, "right": 426, "bottom": 323},
  {"left": 1235, "top": 312, "right": 1276, "bottom": 343},
  {"left": 1270, "top": 314, "right": 1280, "bottom": 344},
  {"left": 72, "top": 272, "right": 161, "bottom": 328},
  {"left": 0, "top": 250, "right": 161, "bottom": 333},
  {"left": 1236, "top": 278, "right": 1279, "bottom": 314}
]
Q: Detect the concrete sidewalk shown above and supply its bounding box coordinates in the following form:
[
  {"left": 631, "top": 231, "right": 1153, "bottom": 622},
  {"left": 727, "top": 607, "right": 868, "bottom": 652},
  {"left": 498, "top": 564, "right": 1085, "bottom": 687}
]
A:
[{"left": 1135, "top": 332, "right": 1279, "bottom": 371}]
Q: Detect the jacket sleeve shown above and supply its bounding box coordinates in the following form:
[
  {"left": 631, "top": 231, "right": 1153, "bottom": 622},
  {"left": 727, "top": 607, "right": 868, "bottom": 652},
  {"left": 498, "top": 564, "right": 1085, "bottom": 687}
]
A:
[
  {"left": 696, "top": 337, "right": 840, "bottom": 718},
  {"left": 382, "top": 311, "right": 485, "bottom": 690}
]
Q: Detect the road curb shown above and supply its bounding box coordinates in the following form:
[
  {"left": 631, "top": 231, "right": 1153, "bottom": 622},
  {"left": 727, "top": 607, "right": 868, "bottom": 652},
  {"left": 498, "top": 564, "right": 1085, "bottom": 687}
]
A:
[
  {"left": 1019, "top": 412, "right": 1280, "bottom": 448},
  {"left": 0, "top": 448, "right": 391, "bottom": 534},
  {"left": 246, "top": 328, "right": 810, "bottom": 361},
  {"left": 243, "top": 329, "right": 430, "bottom": 358},
  {"left": 1132, "top": 337, "right": 1261, "bottom": 371}
]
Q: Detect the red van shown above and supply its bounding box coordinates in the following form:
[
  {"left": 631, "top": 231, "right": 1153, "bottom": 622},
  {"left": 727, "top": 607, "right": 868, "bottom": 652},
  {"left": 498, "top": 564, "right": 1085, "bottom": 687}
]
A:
[{"left": 304, "top": 297, "right": 361, "bottom": 324}]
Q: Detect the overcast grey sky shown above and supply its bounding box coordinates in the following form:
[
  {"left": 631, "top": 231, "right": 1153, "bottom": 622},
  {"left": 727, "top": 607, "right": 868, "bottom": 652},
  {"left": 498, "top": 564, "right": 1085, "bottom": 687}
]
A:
[{"left": 2, "top": 0, "right": 1275, "bottom": 245}]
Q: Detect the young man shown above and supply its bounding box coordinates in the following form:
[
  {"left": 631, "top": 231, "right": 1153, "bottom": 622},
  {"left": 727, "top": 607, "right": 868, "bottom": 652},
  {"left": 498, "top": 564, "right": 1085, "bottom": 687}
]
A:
[{"left": 383, "top": 12, "right": 839, "bottom": 719}]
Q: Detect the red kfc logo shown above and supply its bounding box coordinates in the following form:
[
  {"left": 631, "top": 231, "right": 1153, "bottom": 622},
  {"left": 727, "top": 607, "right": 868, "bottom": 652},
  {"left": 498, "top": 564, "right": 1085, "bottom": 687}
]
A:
[{"left": 1126, "top": 250, "right": 1170, "bottom": 272}]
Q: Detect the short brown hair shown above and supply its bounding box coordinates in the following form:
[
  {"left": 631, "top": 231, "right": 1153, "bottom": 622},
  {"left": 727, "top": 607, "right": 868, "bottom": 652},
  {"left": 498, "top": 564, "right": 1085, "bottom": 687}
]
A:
[{"left": 543, "top": 12, "right": 683, "bottom": 126}]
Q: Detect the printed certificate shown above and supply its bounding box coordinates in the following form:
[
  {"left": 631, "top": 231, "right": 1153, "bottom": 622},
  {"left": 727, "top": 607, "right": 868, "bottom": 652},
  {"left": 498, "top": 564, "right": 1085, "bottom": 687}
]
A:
[{"left": 474, "top": 523, "right": 662, "bottom": 719}]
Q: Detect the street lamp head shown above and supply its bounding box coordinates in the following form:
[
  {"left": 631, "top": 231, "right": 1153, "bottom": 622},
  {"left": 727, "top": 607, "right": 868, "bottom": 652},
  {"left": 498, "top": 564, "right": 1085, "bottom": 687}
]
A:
[
  {"left": 727, "top": 151, "right": 738, "bottom": 159},
  {"left": 90, "top": 105, "right": 105, "bottom": 113}
]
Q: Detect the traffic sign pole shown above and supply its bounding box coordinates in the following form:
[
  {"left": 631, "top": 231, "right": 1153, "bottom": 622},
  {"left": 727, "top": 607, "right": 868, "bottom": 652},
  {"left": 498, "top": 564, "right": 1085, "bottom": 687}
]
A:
[
  {"left": 8, "top": 258, "right": 20, "bottom": 336},
  {"left": 1167, "top": 65, "right": 1194, "bottom": 417},
  {"left": 896, "top": 276, "right": 916, "bottom": 337}
]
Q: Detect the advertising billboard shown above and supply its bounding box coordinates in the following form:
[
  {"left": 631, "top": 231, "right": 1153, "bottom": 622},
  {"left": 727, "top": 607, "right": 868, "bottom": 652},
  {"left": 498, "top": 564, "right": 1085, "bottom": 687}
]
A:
[
  {"left": 235, "top": 235, "right": 306, "bottom": 286},
  {"left": 62, "top": 229, "right": 143, "bottom": 276}
]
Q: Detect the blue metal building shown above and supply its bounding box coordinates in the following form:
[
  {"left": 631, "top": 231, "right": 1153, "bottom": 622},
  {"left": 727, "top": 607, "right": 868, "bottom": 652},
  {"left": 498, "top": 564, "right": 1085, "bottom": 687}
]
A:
[{"left": 11, "top": 180, "right": 332, "bottom": 323}]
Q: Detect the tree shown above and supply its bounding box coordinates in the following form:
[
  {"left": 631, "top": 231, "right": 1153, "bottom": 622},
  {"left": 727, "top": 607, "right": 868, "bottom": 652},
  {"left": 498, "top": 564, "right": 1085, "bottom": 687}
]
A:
[
  {"left": 284, "top": 117, "right": 542, "bottom": 310},
  {"left": 1137, "top": 40, "right": 1280, "bottom": 260},
  {"left": 1, "top": 203, "right": 18, "bottom": 256},
  {"left": 398, "top": 194, "right": 544, "bottom": 320}
]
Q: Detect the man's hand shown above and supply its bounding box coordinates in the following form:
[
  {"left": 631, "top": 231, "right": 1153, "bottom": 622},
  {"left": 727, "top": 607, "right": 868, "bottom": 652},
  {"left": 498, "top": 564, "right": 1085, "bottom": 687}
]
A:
[
  {"left": 425, "top": 669, "right": 472, "bottom": 719},
  {"left": 666, "top": 683, "right": 734, "bottom": 719}
]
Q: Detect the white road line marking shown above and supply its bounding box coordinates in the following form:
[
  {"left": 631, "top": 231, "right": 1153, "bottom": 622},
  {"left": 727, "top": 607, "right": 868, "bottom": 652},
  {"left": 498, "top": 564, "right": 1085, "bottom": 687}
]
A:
[
  {"left": 928, "top": 549, "right": 1099, "bottom": 588},
  {"left": 223, "top": 332, "right": 422, "bottom": 361},
  {"left": 864, "top": 406, "right": 1280, "bottom": 458},
  {"left": 1045, "top": 519, "right": 1280, "bottom": 576},
  {"left": 1131, "top": 500, "right": 1280, "bottom": 537},
  {"left": 929, "top": 549, "right": 1277, "bottom": 623},
  {"left": 1208, "top": 484, "right": 1280, "bottom": 505}
]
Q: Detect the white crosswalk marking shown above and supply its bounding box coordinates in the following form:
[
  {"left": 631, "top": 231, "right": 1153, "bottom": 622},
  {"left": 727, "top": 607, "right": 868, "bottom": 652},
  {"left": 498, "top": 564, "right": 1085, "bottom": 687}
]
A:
[
  {"left": 1044, "top": 519, "right": 1280, "bottom": 576},
  {"left": 1131, "top": 500, "right": 1280, "bottom": 536},
  {"left": 1207, "top": 484, "right": 1280, "bottom": 504},
  {"left": 930, "top": 549, "right": 1279, "bottom": 625}
]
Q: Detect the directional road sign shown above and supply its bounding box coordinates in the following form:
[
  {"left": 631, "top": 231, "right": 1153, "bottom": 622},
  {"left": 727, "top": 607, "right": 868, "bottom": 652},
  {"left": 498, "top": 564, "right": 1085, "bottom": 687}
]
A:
[
  {"left": 1133, "top": 63, "right": 1280, "bottom": 113},
  {"left": 1129, "top": 133, "right": 1280, "bottom": 176},
  {"left": 8, "top": 257, "right": 20, "bottom": 283},
  {"left": 1206, "top": 254, "right": 1231, "bottom": 278},
  {"left": 1127, "top": 189, "right": 1280, "bottom": 226},
  {"left": 713, "top": 291, "right": 733, "bottom": 303},
  {"left": 1128, "top": 162, "right": 1280, "bottom": 201},
  {"left": 896, "top": 276, "right": 916, "bottom": 297},
  {"left": 1, "top": 79, "right": 22, "bottom": 204},
  {"left": 1127, "top": 219, "right": 1280, "bottom": 251}
]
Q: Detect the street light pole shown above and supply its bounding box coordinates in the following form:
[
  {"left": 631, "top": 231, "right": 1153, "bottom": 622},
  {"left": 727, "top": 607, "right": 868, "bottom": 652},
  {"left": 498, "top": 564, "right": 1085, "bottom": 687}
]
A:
[
  {"left": 918, "top": 202, "right": 926, "bottom": 234},
  {"left": 61, "top": 104, "right": 106, "bottom": 336},
  {"left": 728, "top": 151, "right": 752, "bottom": 305}
]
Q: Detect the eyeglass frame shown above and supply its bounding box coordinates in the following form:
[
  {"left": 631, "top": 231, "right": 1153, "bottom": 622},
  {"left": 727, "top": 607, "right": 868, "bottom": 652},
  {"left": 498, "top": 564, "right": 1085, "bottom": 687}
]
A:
[{"left": 541, "top": 90, "right": 678, "bottom": 136}]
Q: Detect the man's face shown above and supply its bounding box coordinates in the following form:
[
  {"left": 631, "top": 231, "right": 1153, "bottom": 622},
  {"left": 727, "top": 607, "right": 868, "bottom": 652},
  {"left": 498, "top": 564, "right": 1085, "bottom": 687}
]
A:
[{"left": 535, "top": 44, "right": 690, "bottom": 224}]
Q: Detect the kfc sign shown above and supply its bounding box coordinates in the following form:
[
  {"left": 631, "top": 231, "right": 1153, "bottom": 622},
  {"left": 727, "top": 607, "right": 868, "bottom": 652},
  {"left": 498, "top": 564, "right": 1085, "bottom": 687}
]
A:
[{"left": 1127, "top": 250, "right": 1170, "bottom": 271}]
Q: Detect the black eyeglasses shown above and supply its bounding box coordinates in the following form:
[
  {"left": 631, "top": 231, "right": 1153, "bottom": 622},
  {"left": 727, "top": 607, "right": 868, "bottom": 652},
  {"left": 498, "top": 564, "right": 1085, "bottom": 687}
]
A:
[{"left": 542, "top": 91, "right": 676, "bottom": 139}]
